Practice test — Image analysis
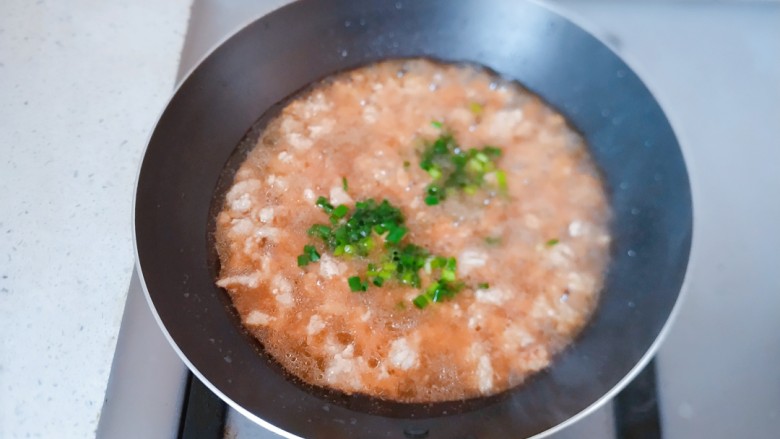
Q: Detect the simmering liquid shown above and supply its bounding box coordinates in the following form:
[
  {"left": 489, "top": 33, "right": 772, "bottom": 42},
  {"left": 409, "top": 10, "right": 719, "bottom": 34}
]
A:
[{"left": 214, "top": 59, "right": 610, "bottom": 402}]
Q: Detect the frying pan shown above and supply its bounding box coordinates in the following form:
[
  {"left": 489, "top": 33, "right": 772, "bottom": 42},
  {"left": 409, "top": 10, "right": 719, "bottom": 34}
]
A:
[{"left": 135, "top": 0, "right": 692, "bottom": 437}]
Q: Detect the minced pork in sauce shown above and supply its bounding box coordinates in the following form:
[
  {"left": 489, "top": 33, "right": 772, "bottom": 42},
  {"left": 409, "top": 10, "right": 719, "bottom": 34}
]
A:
[{"left": 214, "top": 59, "right": 610, "bottom": 402}]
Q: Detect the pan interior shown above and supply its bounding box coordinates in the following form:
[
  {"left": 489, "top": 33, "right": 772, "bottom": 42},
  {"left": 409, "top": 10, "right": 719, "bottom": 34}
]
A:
[{"left": 207, "top": 59, "right": 535, "bottom": 417}]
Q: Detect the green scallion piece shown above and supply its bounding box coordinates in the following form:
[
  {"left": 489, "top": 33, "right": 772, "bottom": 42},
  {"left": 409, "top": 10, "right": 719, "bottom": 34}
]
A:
[
  {"left": 357, "top": 237, "right": 374, "bottom": 253},
  {"left": 430, "top": 256, "right": 446, "bottom": 269},
  {"left": 385, "top": 226, "right": 407, "bottom": 244},
  {"left": 413, "top": 294, "right": 431, "bottom": 309},
  {"left": 298, "top": 244, "right": 320, "bottom": 266},
  {"left": 478, "top": 282, "right": 490, "bottom": 289},
  {"left": 303, "top": 244, "right": 320, "bottom": 262},
  {"left": 426, "top": 281, "right": 442, "bottom": 301},
  {"left": 342, "top": 176, "right": 348, "bottom": 191},
  {"left": 315, "top": 196, "right": 334, "bottom": 213},
  {"left": 331, "top": 204, "right": 349, "bottom": 219},
  {"left": 445, "top": 257, "right": 457, "bottom": 271},
  {"left": 484, "top": 146, "right": 501, "bottom": 157},
  {"left": 431, "top": 120, "right": 443, "bottom": 129},
  {"left": 418, "top": 133, "right": 507, "bottom": 205},
  {"left": 546, "top": 238, "right": 560, "bottom": 247},
  {"left": 484, "top": 236, "right": 501, "bottom": 246},
  {"left": 348, "top": 276, "right": 367, "bottom": 292},
  {"left": 427, "top": 166, "right": 443, "bottom": 180},
  {"left": 496, "top": 170, "right": 508, "bottom": 193},
  {"left": 308, "top": 224, "right": 331, "bottom": 239}
]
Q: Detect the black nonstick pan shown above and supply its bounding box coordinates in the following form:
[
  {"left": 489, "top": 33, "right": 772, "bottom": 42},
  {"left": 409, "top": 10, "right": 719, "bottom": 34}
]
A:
[{"left": 134, "top": 0, "right": 692, "bottom": 437}]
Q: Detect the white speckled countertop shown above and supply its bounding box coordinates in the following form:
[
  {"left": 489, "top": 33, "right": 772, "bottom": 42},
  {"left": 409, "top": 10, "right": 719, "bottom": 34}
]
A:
[{"left": 0, "top": 1, "right": 191, "bottom": 437}]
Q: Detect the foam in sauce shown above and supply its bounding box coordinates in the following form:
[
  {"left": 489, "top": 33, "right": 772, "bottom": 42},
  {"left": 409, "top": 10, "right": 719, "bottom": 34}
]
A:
[{"left": 214, "top": 59, "right": 610, "bottom": 402}]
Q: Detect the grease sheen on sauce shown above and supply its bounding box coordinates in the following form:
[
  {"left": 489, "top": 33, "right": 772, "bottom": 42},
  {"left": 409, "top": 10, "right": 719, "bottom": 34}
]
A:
[{"left": 214, "top": 59, "right": 610, "bottom": 402}]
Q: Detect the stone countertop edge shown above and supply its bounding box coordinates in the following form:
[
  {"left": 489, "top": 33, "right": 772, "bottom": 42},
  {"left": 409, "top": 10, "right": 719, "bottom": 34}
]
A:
[{"left": 0, "top": 1, "right": 192, "bottom": 438}]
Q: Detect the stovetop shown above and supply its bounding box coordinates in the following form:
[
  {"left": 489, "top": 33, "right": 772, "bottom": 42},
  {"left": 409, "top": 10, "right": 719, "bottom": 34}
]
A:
[{"left": 97, "top": 1, "right": 780, "bottom": 438}]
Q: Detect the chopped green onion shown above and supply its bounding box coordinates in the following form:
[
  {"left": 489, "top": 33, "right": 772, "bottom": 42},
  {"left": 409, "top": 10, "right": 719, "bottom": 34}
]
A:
[
  {"left": 424, "top": 195, "right": 440, "bottom": 206},
  {"left": 483, "top": 146, "right": 502, "bottom": 158},
  {"left": 403, "top": 160, "right": 411, "bottom": 168},
  {"left": 331, "top": 204, "right": 349, "bottom": 219},
  {"left": 496, "top": 170, "right": 508, "bottom": 193},
  {"left": 478, "top": 282, "right": 490, "bottom": 289},
  {"left": 308, "top": 224, "right": 332, "bottom": 239},
  {"left": 484, "top": 236, "right": 502, "bottom": 246},
  {"left": 469, "top": 102, "right": 483, "bottom": 115},
  {"left": 385, "top": 226, "right": 407, "bottom": 244},
  {"left": 299, "top": 196, "right": 465, "bottom": 309},
  {"left": 304, "top": 245, "right": 320, "bottom": 262},
  {"left": 413, "top": 277, "right": 463, "bottom": 308},
  {"left": 427, "top": 166, "right": 443, "bottom": 180},
  {"left": 431, "top": 120, "right": 443, "bottom": 129},
  {"left": 466, "top": 158, "right": 482, "bottom": 174},
  {"left": 418, "top": 133, "right": 507, "bottom": 204},
  {"left": 348, "top": 276, "right": 367, "bottom": 292},
  {"left": 298, "top": 244, "right": 321, "bottom": 266},
  {"left": 546, "top": 238, "right": 560, "bottom": 247},
  {"left": 413, "top": 294, "right": 431, "bottom": 309},
  {"left": 445, "top": 257, "right": 457, "bottom": 271},
  {"left": 342, "top": 176, "right": 348, "bottom": 192},
  {"left": 315, "top": 196, "right": 334, "bottom": 213},
  {"left": 357, "top": 237, "right": 375, "bottom": 253}
]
